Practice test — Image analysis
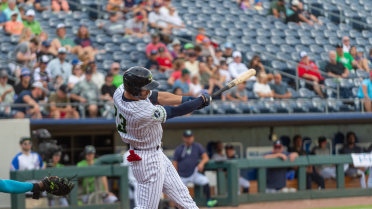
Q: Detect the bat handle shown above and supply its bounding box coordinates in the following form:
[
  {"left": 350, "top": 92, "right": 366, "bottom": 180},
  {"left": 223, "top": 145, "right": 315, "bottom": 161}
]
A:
[{"left": 212, "top": 86, "right": 229, "bottom": 98}]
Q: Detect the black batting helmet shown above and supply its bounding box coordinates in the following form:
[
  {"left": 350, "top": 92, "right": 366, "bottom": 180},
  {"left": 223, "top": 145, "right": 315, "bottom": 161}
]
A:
[{"left": 123, "top": 66, "right": 159, "bottom": 97}]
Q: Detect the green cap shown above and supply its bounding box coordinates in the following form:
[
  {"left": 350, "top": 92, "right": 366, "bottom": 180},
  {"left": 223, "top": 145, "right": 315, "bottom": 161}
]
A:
[
  {"left": 182, "top": 69, "right": 190, "bottom": 75},
  {"left": 184, "top": 43, "right": 194, "bottom": 50}
]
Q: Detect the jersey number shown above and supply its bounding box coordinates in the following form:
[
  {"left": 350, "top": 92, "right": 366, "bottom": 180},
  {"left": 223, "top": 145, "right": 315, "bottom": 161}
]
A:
[{"left": 114, "top": 106, "right": 127, "bottom": 133}]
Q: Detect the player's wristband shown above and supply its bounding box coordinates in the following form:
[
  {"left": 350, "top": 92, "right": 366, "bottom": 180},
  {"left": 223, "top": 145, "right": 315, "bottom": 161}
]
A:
[
  {"left": 181, "top": 96, "right": 196, "bottom": 103},
  {"left": 149, "top": 90, "right": 159, "bottom": 104}
]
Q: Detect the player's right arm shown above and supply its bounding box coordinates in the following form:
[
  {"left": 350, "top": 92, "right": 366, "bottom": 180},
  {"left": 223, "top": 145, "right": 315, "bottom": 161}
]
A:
[
  {"left": 149, "top": 91, "right": 197, "bottom": 106},
  {"left": 0, "top": 179, "right": 34, "bottom": 193}
]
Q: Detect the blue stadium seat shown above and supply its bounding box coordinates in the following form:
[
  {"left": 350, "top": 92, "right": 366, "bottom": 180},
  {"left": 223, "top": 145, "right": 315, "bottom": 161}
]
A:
[
  {"left": 271, "top": 37, "right": 285, "bottom": 45},
  {"left": 285, "top": 36, "right": 300, "bottom": 45},
  {"left": 356, "top": 69, "right": 369, "bottom": 78},
  {"left": 299, "top": 88, "right": 317, "bottom": 98}
]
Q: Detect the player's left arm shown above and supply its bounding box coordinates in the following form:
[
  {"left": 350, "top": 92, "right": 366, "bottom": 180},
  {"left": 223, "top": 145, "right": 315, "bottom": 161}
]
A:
[{"left": 0, "top": 179, "right": 34, "bottom": 193}]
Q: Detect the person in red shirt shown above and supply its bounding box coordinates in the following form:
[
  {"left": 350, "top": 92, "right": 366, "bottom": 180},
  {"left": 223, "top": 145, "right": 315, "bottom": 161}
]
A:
[
  {"left": 297, "top": 51, "right": 324, "bottom": 97},
  {"left": 145, "top": 32, "right": 169, "bottom": 58},
  {"left": 168, "top": 59, "right": 185, "bottom": 86},
  {"left": 156, "top": 47, "right": 173, "bottom": 72}
]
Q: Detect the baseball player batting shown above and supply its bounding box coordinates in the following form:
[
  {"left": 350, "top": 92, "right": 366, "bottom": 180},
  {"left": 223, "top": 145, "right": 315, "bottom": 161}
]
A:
[{"left": 113, "top": 66, "right": 211, "bottom": 209}]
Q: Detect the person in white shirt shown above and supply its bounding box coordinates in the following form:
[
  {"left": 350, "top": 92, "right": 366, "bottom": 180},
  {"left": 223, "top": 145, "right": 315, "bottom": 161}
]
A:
[
  {"left": 88, "top": 61, "right": 105, "bottom": 89},
  {"left": 253, "top": 72, "right": 273, "bottom": 98},
  {"left": 148, "top": 2, "right": 169, "bottom": 32},
  {"left": 68, "top": 61, "right": 85, "bottom": 89},
  {"left": 11, "top": 137, "right": 44, "bottom": 171},
  {"left": 185, "top": 52, "right": 200, "bottom": 77},
  {"left": 189, "top": 74, "right": 202, "bottom": 97},
  {"left": 229, "top": 51, "right": 256, "bottom": 80},
  {"left": 342, "top": 36, "right": 351, "bottom": 53},
  {"left": 33, "top": 55, "right": 51, "bottom": 85},
  {"left": 167, "top": 7, "right": 185, "bottom": 29},
  {"left": 219, "top": 60, "right": 232, "bottom": 83},
  {"left": 46, "top": 47, "right": 72, "bottom": 83}
]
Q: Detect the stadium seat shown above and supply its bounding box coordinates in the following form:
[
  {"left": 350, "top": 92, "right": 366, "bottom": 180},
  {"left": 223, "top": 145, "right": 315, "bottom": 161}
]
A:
[{"left": 299, "top": 88, "right": 317, "bottom": 98}]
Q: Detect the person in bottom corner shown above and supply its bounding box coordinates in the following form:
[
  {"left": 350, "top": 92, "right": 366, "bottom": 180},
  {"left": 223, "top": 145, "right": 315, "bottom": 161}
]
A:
[
  {"left": 225, "top": 144, "right": 250, "bottom": 194},
  {"left": 172, "top": 130, "right": 217, "bottom": 207}
]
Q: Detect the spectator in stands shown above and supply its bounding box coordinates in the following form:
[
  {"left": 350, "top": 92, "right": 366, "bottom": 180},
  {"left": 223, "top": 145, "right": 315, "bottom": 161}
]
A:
[
  {"left": 229, "top": 51, "right": 250, "bottom": 79},
  {"left": 47, "top": 47, "right": 72, "bottom": 84},
  {"left": 194, "top": 45, "right": 204, "bottom": 62},
  {"left": 14, "top": 68, "right": 31, "bottom": 95},
  {"left": 239, "top": 0, "right": 252, "bottom": 10},
  {"left": 249, "top": 55, "right": 272, "bottom": 80},
  {"left": 148, "top": 2, "right": 169, "bottom": 33},
  {"left": 125, "top": 12, "right": 148, "bottom": 38},
  {"left": 68, "top": 60, "right": 85, "bottom": 89},
  {"left": 295, "top": 0, "right": 322, "bottom": 25},
  {"left": 37, "top": 41, "right": 54, "bottom": 63},
  {"left": 297, "top": 51, "right": 324, "bottom": 98},
  {"left": 0, "top": 0, "right": 8, "bottom": 11},
  {"left": 325, "top": 51, "right": 349, "bottom": 78},
  {"left": 145, "top": 32, "right": 169, "bottom": 58},
  {"left": 184, "top": 43, "right": 195, "bottom": 54},
  {"left": 34, "top": 0, "right": 48, "bottom": 12},
  {"left": 3, "top": 0, "right": 21, "bottom": 22},
  {"left": 350, "top": 46, "right": 370, "bottom": 72},
  {"left": 214, "top": 48, "right": 224, "bottom": 66},
  {"left": 219, "top": 60, "right": 231, "bottom": 83},
  {"left": 270, "top": 73, "right": 292, "bottom": 99},
  {"left": 77, "top": 145, "right": 118, "bottom": 204},
  {"left": 206, "top": 70, "right": 223, "bottom": 100},
  {"left": 199, "top": 62, "right": 213, "bottom": 87},
  {"left": 211, "top": 141, "right": 226, "bottom": 161},
  {"left": 201, "top": 38, "right": 216, "bottom": 59},
  {"left": 33, "top": 55, "right": 51, "bottom": 87},
  {"left": 0, "top": 8, "right": 7, "bottom": 28},
  {"left": 189, "top": 74, "right": 202, "bottom": 97},
  {"left": 185, "top": 52, "right": 200, "bottom": 77},
  {"left": 226, "top": 82, "right": 248, "bottom": 102},
  {"left": 88, "top": 61, "right": 105, "bottom": 89},
  {"left": 102, "top": 12, "right": 125, "bottom": 35},
  {"left": 5, "top": 11, "right": 23, "bottom": 35},
  {"left": 312, "top": 136, "right": 335, "bottom": 179},
  {"left": 358, "top": 71, "right": 372, "bottom": 112},
  {"left": 145, "top": 49, "right": 159, "bottom": 70},
  {"left": 196, "top": 27, "right": 207, "bottom": 44},
  {"left": 22, "top": 9, "right": 41, "bottom": 35},
  {"left": 172, "top": 69, "right": 190, "bottom": 95},
  {"left": 101, "top": 73, "right": 116, "bottom": 102},
  {"left": 70, "top": 68, "right": 99, "bottom": 118},
  {"left": 110, "top": 62, "right": 123, "bottom": 88},
  {"left": 206, "top": 55, "right": 217, "bottom": 73},
  {"left": 223, "top": 42, "right": 234, "bottom": 64},
  {"left": 12, "top": 81, "right": 45, "bottom": 119},
  {"left": 342, "top": 36, "right": 351, "bottom": 53},
  {"left": 369, "top": 49, "right": 372, "bottom": 63},
  {"left": 253, "top": 72, "right": 274, "bottom": 99},
  {"left": 0, "top": 70, "right": 14, "bottom": 116},
  {"left": 18, "top": 27, "right": 32, "bottom": 44},
  {"left": 336, "top": 44, "right": 360, "bottom": 71},
  {"left": 170, "top": 39, "right": 181, "bottom": 59},
  {"left": 74, "top": 24, "right": 100, "bottom": 62},
  {"left": 173, "top": 130, "right": 217, "bottom": 207},
  {"left": 157, "top": 47, "right": 173, "bottom": 72},
  {"left": 167, "top": 58, "right": 185, "bottom": 86},
  {"left": 51, "top": 0, "right": 69, "bottom": 12},
  {"left": 50, "top": 23, "right": 76, "bottom": 56},
  {"left": 285, "top": 1, "right": 303, "bottom": 24},
  {"left": 166, "top": 6, "right": 185, "bottom": 30},
  {"left": 264, "top": 140, "right": 299, "bottom": 193},
  {"left": 49, "top": 84, "right": 79, "bottom": 119},
  {"left": 11, "top": 37, "right": 38, "bottom": 76},
  {"left": 11, "top": 137, "right": 44, "bottom": 171},
  {"left": 106, "top": 0, "right": 124, "bottom": 12},
  {"left": 268, "top": 0, "right": 286, "bottom": 19},
  {"left": 173, "top": 87, "right": 183, "bottom": 95}
]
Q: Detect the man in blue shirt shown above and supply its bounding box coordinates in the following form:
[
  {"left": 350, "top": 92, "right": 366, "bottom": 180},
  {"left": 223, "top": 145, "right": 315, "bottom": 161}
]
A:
[
  {"left": 264, "top": 140, "right": 298, "bottom": 193},
  {"left": 172, "top": 69, "right": 190, "bottom": 95},
  {"left": 0, "top": 8, "right": 7, "bottom": 26},
  {"left": 358, "top": 71, "right": 372, "bottom": 112},
  {"left": 173, "top": 130, "right": 217, "bottom": 207}
]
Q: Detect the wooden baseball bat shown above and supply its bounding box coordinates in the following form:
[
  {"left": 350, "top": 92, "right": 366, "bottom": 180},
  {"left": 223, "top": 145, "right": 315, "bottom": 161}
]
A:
[{"left": 212, "top": 69, "right": 256, "bottom": 97}]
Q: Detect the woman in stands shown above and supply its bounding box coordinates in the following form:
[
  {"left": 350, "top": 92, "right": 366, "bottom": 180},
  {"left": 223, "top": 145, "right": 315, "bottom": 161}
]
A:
[
  {"left": 249, "top": 55, "right": 273, "bottom": 81},
  {"left": 74, "top": 25, "right": 101, "bottom": 62},
  {"left": 19, "top": 27, "right": 32, "bottom": 43},
  {"left": 350, "top": 46, "right": 370, "bottom": 72}
]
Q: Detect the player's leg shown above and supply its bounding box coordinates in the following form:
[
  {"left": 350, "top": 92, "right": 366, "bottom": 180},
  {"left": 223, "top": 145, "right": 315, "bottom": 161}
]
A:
[
  {"left": 192, "top": 171, "right": 217, "bottom": 207},
  {"left": 131, "top": 151, "right": 165, "bottom": 209},
  {"left": 239, "top": 176, "right": 250, "bottom": 193},
  {"left": 0, "top": 179, "right": 33, "bottom": 193},
  {"left": 162, "top": 156, "right": 199, "bottom": 209}
]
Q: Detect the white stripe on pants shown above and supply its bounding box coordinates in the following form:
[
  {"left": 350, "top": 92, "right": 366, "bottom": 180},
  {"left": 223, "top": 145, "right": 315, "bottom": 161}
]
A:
[{"left": 131, "top": 149, "right": 198, "bottom": 209}]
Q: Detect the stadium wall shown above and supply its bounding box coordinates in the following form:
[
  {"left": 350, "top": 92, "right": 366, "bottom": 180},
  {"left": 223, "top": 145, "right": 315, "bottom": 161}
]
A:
[{"left": 0, "top": 119, "right": 30, "bottom": 209}]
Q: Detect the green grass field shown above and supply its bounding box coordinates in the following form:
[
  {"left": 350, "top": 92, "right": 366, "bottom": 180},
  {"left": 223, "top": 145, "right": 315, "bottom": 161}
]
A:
[{"left": 318, "top": 205, "right": 372, "bottom": 209}]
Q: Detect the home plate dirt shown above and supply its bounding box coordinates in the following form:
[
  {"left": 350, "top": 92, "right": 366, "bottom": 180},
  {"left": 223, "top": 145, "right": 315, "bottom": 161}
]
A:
[{"left": 201, "top": 196, "right": 372, "bottom": 209}]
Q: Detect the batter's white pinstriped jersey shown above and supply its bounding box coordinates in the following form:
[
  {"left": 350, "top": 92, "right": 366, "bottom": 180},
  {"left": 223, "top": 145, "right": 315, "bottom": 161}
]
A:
[{"left": 113, "top": 84, "right": 167, "bottom": 149}]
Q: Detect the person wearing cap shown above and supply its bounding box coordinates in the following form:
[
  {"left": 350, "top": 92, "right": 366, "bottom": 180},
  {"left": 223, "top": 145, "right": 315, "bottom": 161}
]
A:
[
  {"left": 77, "top": 145, "right": 118, "bottom": 204},
  {"left": 0, "top": 70, "right": 14, "bottom": 115},
  {"left": 51, "top": 0, "right": 69, "bottom": 12},
  {"left": 185, "top": 51, "right": 200, "bottom": 76},
  {"left": 22, "top": 9, "right": 41, "bottom": 35},
  {"left": 145, "top": 49, "right": 159, "bottom": 70},
  {"left": 148, "top": 2, "right": 169, "bottom": 32},
  {"left": 228, "top": 51, "right": 251, "bottom": 80},
  {"left": 125, "top": 12, "right": 148, "bottom": 38},
  {"left": 33, "top": 55, "right": 51, "bottom": 84},
  {"left": 297, "top": 51, "right": 325, "bottom": 98},
  {"left": 14, "top": 68, "right": 31, "bottom": 95},
  {"left": 336, "top": 44, "right": 360, "bottom": 71},
  {"left": 268, "top": 0, "right": 286, "bottom": 19},
  {"left": 325, "top": 51, "right": 349, "bottom": 79},
  {"left": 170, "top": 38, "right": 181, "bottom": 59},
  {"left": 10, "top": 137, "right": 44, "bottom": 171},
  {"left": 145, "top": 32, "right": 169, "bottom": 58},
  {"left": 50, "top": 23, "right": 76, "bottom": 56},
  {"left": 37, "top": 41, "right": 55, "bottom": 63},
  {"left": 70, "top": 68, "right": 99, "bottom": 117},
  {"left": 157, "top": 47, "right": 173, "bottom": 72},
  {"left": 3, "top": 0, "right": 21, "bottom": 22},
  {"left": 172, "top": 69, "right": 191, "bottom": 95},
  {"left": 173, "top": 130, "right": 218, "bottom": 207},
  {"left": 222, "top": 42, "right": 234, "bottom": 64},
  {"left": 264, "top": 140, "right": 299, "bottom": 193},
  {"left": 12, "top": 81, "right": 45, "bottom": 119},
  {"left": 46, "top": 47, "right": 72, "bottom": 83},
  {"left": 110, "top": 62, "right": 123, "bottom": 88},
  {"left": 48, "top": 84, "right": 79, "bottom": 119},
  {"left": 350, "top": 46, "right": 370, "bottom": 72},
  {"left": 101, "top": 12, "right": 126, "bottom": 35},
  {"left": 358, "top": 71, "right": 372, "bottom": 112},
  {"left": 68, "top": 60, "right": 85, "bottom": 89},
  {"left": 4, "top": 10, "right": 23, "bottom": 35}
]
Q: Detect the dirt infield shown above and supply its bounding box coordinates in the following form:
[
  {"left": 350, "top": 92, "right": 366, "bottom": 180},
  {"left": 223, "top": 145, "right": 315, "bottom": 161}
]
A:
[{"left": 201, "top": 196, "right": 372, "bottom": 209}]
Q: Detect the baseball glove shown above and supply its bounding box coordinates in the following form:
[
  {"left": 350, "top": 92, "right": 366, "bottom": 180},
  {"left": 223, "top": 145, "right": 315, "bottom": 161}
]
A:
[{"left": 32, "top": 176, "right": 74, "bottom": 199}]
